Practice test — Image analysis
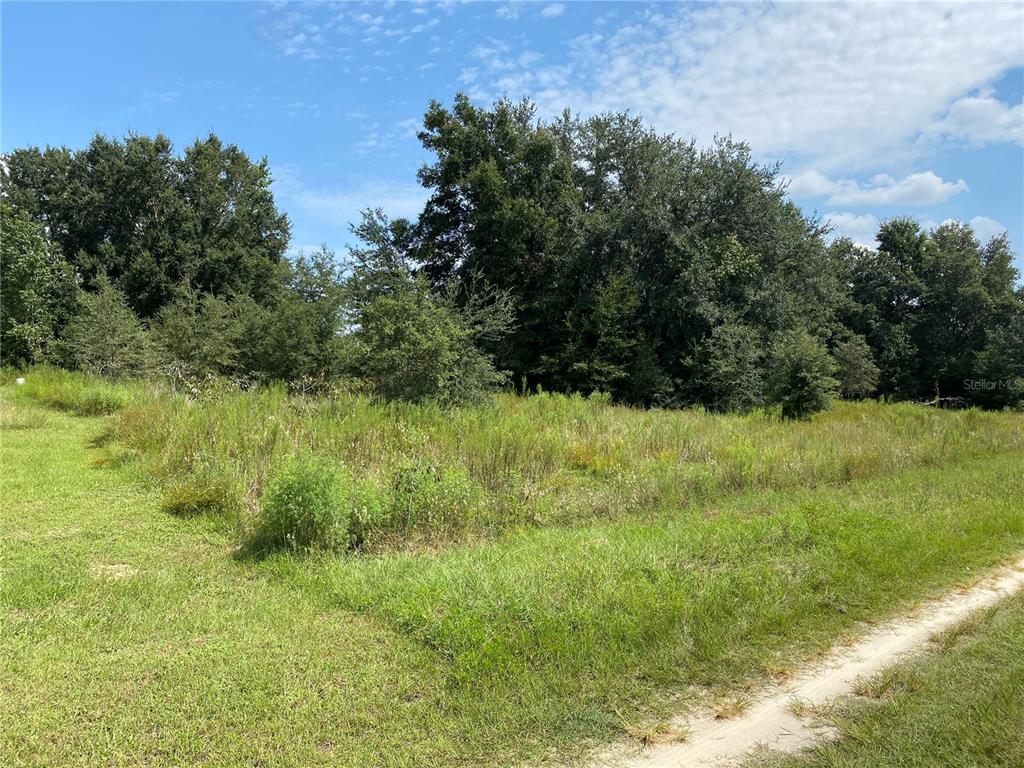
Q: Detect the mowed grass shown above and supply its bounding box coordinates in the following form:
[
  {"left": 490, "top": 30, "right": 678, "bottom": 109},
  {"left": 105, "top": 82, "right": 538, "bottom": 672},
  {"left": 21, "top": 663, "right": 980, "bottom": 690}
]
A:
[
  {"left": 3, "top": 377, "right": 1024, "bottom": 766},
  {"left": 765, "top": 592, "right": 1024, "bottom": 768},
  {"left": 306, "top": 452, "right": 1024, "bottom": 759},
  {"left": 0, "top": 397, "right": 468, "bottom": 767}
]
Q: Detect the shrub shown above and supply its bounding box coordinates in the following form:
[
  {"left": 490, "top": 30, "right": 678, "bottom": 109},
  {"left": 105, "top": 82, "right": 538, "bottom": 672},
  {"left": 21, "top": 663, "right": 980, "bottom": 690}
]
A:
[
  {"left": 769, "top": 330, "right": 840, "bottom": 419},
  {"left": 833, "top": 335, "right": 880, "bottom": 400},
  {"left": 254, "top": 459, "right": 346, "bottom": 553},
  {"left": 253, "top": 459, "right": 384, "bottom": 553},
  {"left": 346, "top": 211, "right": 513, "bottom": 406},
  {"left": 150, "top": 289, "right": 243, "bottom": 379},
  {"left": 62, "top": 276, "right": 153, "bottom": 379},
  {"left": 688, "top": 320, "right": 766, "bottom": 412}
]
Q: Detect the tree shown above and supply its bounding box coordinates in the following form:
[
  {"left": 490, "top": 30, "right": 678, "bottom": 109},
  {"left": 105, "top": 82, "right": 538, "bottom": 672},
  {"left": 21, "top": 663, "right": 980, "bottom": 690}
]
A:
[
  {"left": 769, "top": 330, "right": 840, "bottom": 419},
  {"left": 150, "top": 288, "right": 243, "bottom": 378},
  {"left": 62, "top": 276, "right": 152, "bottom": 378},
  {"left": 841, "top": 223, "right": 927, "bottom": 399},
  {"left": 971, "top": 310, "right": 1024, "bottom": 409},
  {"left": 832, "top": 335, "right": 880, "bottom": 400},
  {"left": 912, "top": 222, "right": 992, "bottom": 400},
  {"left": 2, "top": 132, "right": 289, "bottom": 318},
  {"left": 686, "top": 320, "right": 766, "bottom": 412},
  {"left": 408, "top": 95, "right": 844, "bottom": 407},
  {"left": 345, "top": 210, "right": 513, "bottom": 405},
  {"left": 177, "top": 135, "right": 290, "bottom": 307},
  {"left": 837, "top": 218, "right": 1022, "bottom": 406},
  {"left": 0, "top": 201, "right": 77, "bottom": 366},
  {"left": 552, "top": 271, "right": 669, "bottom": 403},
  {"left": 234, "top": 247, "right": 351, "bottom": 384}
]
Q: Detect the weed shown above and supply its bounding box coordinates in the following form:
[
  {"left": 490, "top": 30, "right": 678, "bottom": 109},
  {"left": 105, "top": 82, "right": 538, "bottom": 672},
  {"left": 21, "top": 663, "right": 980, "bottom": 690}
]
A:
[
  {"left": 12, "top": 367, "right": 1017, "bottom": 553},
  {"left": 714, "top": 694, "right": 753, "bottom": 720},
  {"left": 252, "top": 459, "right": 350, "bottom": 553}
]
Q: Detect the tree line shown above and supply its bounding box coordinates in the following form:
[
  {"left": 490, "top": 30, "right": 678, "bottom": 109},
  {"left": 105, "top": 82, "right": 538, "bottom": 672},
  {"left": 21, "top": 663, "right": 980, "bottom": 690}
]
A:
[{"left": 2, "top": 95, "right": 1022, "bottom": 414}]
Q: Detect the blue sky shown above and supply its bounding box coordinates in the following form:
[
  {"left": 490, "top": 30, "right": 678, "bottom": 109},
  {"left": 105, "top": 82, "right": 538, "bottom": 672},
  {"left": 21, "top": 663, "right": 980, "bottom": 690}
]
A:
[{"left": 3, "top": 1, "right": 1023, "bottom": 271}]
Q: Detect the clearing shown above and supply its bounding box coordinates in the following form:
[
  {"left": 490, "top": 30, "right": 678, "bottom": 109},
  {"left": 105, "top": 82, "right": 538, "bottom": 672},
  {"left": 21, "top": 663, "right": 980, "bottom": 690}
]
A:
[{"left": 2, "top": 378, "right": 1024, "bottom": 766}]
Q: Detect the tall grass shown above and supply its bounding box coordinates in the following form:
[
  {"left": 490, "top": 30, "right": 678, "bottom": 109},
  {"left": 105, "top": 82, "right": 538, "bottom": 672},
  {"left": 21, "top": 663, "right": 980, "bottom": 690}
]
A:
[
  {"left": 9, "top": 366, "right": 144, "bottom": 416},
  {"left": 14, "top": 367, "right": 1017, "bottom": 551}
]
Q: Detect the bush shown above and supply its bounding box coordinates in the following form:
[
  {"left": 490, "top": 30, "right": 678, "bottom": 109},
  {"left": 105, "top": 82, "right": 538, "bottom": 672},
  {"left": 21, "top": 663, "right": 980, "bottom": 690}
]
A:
[
  {"left": 688, "top": 320, "right": 766, "bottom": 412},
  {"left": 254, "top": 460, "right": 345, "bottom": 553},
  {"left": 150, "top": 289, "right": 243, "bottom": 378},
  {"left": 253, "top": 459, "right": 384, "bottom": 553},
  {"left": 769, "top": 330, "right": 840, "bottom": 419},
  {"left": 62, "top": 276, "right": 153, "bottom": 379},
  {"left": 346, "top": 211, "right": 513, "bottom": 406}
]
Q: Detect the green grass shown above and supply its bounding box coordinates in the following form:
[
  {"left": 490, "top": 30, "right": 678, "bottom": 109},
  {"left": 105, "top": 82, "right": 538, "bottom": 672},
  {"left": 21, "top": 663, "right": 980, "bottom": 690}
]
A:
[
  {"left": 14, "top": 366, "right": 1022, "bottom": 551},
  {"left": 0, "top": 397, "right": 464, "bottom": 767},
  {"left": 3, "top": 375, "right": 1024, "bottom": 767},
  {"left": 304, "top": 452, "right": 1024, "bottom": 759},
  {"left": 765, "top": 592, "right": 1024, "bottom": 767},
  {"left": 6, "top": 365, "right": 141, "bottom": 415}
]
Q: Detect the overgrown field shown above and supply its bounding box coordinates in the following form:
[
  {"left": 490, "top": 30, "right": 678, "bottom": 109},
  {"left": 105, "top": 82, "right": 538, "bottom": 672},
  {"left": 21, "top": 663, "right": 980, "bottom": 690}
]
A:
[
  {"left": 11, "top": 366, "right": 1024, "bottom": 552},
  {"left": 3, "top": 369, "right": 1024, "bottom": 766}
]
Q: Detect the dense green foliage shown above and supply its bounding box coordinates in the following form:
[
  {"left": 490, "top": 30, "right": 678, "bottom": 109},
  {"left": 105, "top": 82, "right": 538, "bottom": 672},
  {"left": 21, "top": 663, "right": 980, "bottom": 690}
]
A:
[
  {"left": 345, "top": 211, "right": 515, "bottom": 404},
  {"left": 411, "top": 97, "right": 844, "bottom": 408},
  {"left": 769, "top": 329, "right": 841, "bottom": 419},
  {"left": 2, "top": 96, "right": 1021, "bottom": 412},
  {"left": 839, "top": 219, "right": 1024, "bottom": 405},
  {"left": 61, "top": 276, "right": 154, "bottom": 378},
  {"left": 0, "top": 201, "right": 77, "bottom": 365},
  {"left": 2, "top": 133, "right": 289, "bottom": 317},
  {"left": 255, "top": 460, "right": 353, "bottom": 553}
]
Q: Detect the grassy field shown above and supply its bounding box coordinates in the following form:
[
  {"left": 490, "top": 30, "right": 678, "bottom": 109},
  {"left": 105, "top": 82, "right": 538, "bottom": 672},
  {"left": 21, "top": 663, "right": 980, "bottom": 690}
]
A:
[
  {"left": 12, "top": 366, "right": 1024, "bottom": 551},
  {"left": 3, "top": 370, "right": 1024, "bottom": 766},
  {"left": 765, "top": 592, "right": 1024, "bottom": 768}
]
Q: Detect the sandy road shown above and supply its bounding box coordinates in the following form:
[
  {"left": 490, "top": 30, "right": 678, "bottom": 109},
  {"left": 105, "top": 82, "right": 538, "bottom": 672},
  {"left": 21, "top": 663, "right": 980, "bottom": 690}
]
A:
[{"left": 591, "top": 556, "right": 1024, "bottom": 768}]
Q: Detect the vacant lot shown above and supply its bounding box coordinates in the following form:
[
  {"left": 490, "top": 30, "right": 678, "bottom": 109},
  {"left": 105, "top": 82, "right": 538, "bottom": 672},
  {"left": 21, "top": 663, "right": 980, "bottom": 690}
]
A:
[{"left": 3, "top": 373, "right": 1023, "bottom": 766}]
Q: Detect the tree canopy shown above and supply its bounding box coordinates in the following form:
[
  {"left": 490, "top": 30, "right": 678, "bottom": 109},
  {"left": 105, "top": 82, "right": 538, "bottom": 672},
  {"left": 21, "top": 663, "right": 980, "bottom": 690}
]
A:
[
  {"left": 2, "top": 133, "right": 289, "bottom": 317},
  {"left": 2, "top": 98, "right": 1021, "bottom": 413}
]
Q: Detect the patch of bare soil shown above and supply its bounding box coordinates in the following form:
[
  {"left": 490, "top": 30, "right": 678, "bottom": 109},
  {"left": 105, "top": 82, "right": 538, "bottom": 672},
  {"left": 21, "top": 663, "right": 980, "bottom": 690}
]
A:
[{"left": 90, "top": 562, "right": 139, "bottom": 580}]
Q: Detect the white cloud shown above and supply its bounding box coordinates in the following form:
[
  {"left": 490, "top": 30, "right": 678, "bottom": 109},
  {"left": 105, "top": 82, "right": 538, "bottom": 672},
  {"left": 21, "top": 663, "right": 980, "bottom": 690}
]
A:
[
  {"left": 968, "top": 215, "right": 1008, "bottom": 244},
  {"left": 465, "top": 3, "right": 1024, "bottom": 169},
  {"left": 926, "top": 92, "right": 1024, "bottom": 146},
  {"left": 496, "top": 3, "right": 521, "bottom": 21},
  {"left": 274, "top": 166, "right": 427, "bottom": 231},
  {"left": 540, "top": 4, "right": 565, "bottom": 19},
  {"left": 787, "top": 170, "right": 968, "bottom": 207},
  {"left": 824, "top": 212, "right": 1008, "bottom": 250},
  {"left": 825, "top": 212, "right": 881, "bottom": 248}
]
